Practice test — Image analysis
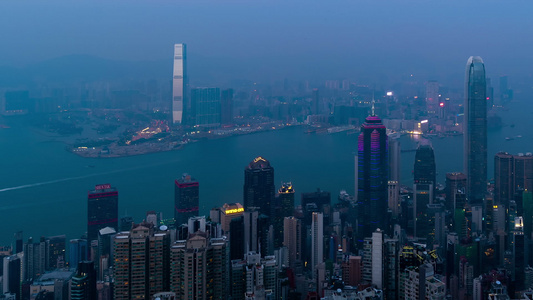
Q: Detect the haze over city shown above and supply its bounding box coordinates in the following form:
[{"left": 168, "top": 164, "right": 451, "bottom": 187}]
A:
[
  {"left": 1, "top": 1, "right": 533, "bottom": 87},
  {"left": 1, "top": 1, "right": 533, "bottom": 300}
]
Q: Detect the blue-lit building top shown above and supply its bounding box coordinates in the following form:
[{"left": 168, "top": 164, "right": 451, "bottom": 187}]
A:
[{"left": 357, "top": 114, "right": 389, "bottom": 240}]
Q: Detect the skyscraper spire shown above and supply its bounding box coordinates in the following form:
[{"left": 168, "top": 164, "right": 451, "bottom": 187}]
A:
[{"left": 371, "top": 92, "right": 376, "bottom": 116}]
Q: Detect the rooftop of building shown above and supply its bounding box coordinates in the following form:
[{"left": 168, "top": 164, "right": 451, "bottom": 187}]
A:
[
  {"left": 35, "top": 270, "right": 74, "bottom": 283},
  {"left": 176, "top": 173, "right": 197, "bottom": 183},
  {"left": 247, "top": 156, "right": 271, "bottom": 170}
]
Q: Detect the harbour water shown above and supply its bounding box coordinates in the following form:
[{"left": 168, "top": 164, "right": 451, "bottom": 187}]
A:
[{"left": 0, "top": 101, "right": 531, "bottom": 245}]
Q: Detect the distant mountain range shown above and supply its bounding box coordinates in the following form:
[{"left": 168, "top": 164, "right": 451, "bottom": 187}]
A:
[{"left": 0, "top": 55, "right": 171, "bottom": 86}]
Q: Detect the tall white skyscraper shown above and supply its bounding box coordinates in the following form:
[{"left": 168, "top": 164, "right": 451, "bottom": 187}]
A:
[
  {"left": 172, "top": 43, "right": 187, "bottom": 124},
  {"left": 311, "top": 212, "right": 323, "bottom": 276}
]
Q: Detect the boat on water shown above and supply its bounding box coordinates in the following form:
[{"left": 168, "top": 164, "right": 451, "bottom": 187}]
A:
[
  {"left": 505, "top": 137, "right": 514, "bottom": 141},
  {"left": 516, "top": 135, "right": 523, "bottom": 138}
]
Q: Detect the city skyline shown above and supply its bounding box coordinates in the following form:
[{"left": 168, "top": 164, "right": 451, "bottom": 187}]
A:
[{"left": 1, "top": 1, "right": 533, "bottom": 297}]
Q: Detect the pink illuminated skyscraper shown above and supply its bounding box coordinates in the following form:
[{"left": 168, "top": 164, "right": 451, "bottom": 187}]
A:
[{"left": 357, "top": 104, "right": 388, "bottom": 240}]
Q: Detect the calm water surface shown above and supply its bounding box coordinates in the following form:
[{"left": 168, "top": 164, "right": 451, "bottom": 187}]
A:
[{"left": 0, "top": 101, "right": 531, "bottom": 245}]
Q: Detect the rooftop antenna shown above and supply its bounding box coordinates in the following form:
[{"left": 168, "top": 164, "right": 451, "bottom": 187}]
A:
[{"left": 371, "top": 90, "right": 376, "bottom": 116}]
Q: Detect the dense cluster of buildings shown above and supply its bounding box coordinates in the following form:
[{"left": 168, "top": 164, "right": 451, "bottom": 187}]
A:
[{"left": 0, "top": 55, "right": 531, "bottom": 300}]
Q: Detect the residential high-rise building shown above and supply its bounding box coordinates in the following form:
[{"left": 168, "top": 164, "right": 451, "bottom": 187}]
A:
[
  {"left": 388, "top": 181, "right": 400, "bottom": 219},
  {"left": 243, "top": 157, "right": 275, "bottom": 217},
  {"left": 174, "top": 173, "right": 199, "bottom": 226},
  {"left": 191, "top": 87, "right": 221, "bottom": 128},
  {"left": 221, "top": 88, "right": 234, "bottom": 126},
  {"left": 283, "top": 216, "right": 302, "bottom": 268},
  {"left": 170, "top": 232, "right": 228, "bottom": 299},
  {"left": 357, "top": 110, "right": 389, "bottom": 239},
  {"left": 46, "top": 235, "right": 66, "bottom": 270},
  {"left": 172, "top": 43, "right": 187, "bottom": 124},
  {"left": 371, "top": 230, "right": 384, "bottom": 289},
  {"left": 311, "top": 212, "right": 324, "bottom": 275},
  {"left": 400, "top": 263, "right": 445, "bottom": 300},
  {"left": 341, "top": 256, "right": 362, "bottom": 286},
  {"left": 113, "top": 222, "right": 171, "bottom": 300},
  {"left": 23, "top": 236, "right": 46, "bottom": 281},
  {"left": 87, "top": 184, "right": 118, "bottom": 245},
  {"left": 464, "top": 56, "right": 487, "bottom": 205}
]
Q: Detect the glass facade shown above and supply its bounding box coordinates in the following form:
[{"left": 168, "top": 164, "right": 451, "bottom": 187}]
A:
[{"left": 464, "top": 56, "right": 487, "bottom": 205}]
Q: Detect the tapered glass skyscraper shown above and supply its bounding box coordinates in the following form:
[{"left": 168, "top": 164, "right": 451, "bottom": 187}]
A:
[
  {"left": 172, "top": 43, "right": 187, "bottom": 124},
  {"left": 464, "top": 56, "right": 487, "bottom": 205},
  {"left": 357, "top": 111, "right": 388, "bottom": 239}
]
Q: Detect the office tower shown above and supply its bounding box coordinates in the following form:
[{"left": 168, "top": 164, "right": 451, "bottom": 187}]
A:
[
  {"left": 446, "top": 172, "right": 467, "bottom": 211},
  {"left": 494, "top": 152, "right": 514, "bottom": 205},
  {"left": 47, "top": 235, "right": 66, "bottom": 270},
  {"left": 512, "top": 218, "right": 527, "bottom": 289},
  {"left": 486, "top": 77, "right": 494, "bottom": 109},
  {"left": 499, "top": 75, "right": 511, "bottom": 104},
  {"left": 216, "top": 203, "right": 244, "bottom": 233},
  {"left": 119, "top": 215, "right": 134, "bottom": 231},
  {"left": 388, "top": 181, "right": 400, "bottom": 219},
  {"left": 97, "top": 227, "right": 116, "bottom": 280},
  {"left": 357, "top": 110, "right": 389, "bottom": 239},
  {"left": 14, "top": 231, "right": 22, "bottom": 254},
  {"left": 389, "top": 138, "right": 401, "bottom": 182},
  {"left": 413, "top": 182, "right": 434, "bottom": 239},
  {"left": 87, "top": 184, "right": 118, "bottom": 245},
  {"left": 70, "top": 261, "right": 96, "bottom": 300},
  {"left": 191, "top": 87, "right": 221, "bottom": 128},
  {"left": 514, "top": 153, "right": 533, "bottom": 191},
  {"left": 311, "top": 212, "right": 324, "bottom": 275},
  {"left": 221, "top": 88, "right": 234, "bottom": 126},
  {"left": 243, "top": 157, "right": 275, "bottom": 217},
  {"left": 3, "top": 255, "right": 21, "bottom": 300},
  {"left": 174, "top": 173, "right": 199, "bottom": 226},
  {"left": 425, "top": 80, "right": 439, "bottom": 115},
  {"left": 172, "top": 43, "right": 187, "bottom": 124},
  {"left": 170, "top": 232, "right": 228, "bottom": 299},
  {"left": 278, "top": 182, "right": 295, "bottom": 218},
  {"left": 113, "top": 222, "right": 171, "bottom": 300},
  {"left": 414, "top": 140, "right": 436, "bottom": 187},
  {"left": 283, "top": 216, "right": 302, "bottom": 268},
  {"left": 69, "top": 239, "right": 88, "bottom": 270},
  {"left": 494, "top": 152, "right": 533, "bottom": 206},
  {"left": 311, "top": 88, "right": 319, "bottom": 114},
  {"left": 464, "top": 56, "right": 487, "bottom": 205},
  {"left": 230, "top": 216, "right": 245, "bottom": 260},
  {"left": 524, "top": 191, "right": 533, "bottom": 241}
]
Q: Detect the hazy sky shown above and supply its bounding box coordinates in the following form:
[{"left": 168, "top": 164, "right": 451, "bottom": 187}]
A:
[{"left": 1, "top": 0, "right": 532, "bottom": 83}]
